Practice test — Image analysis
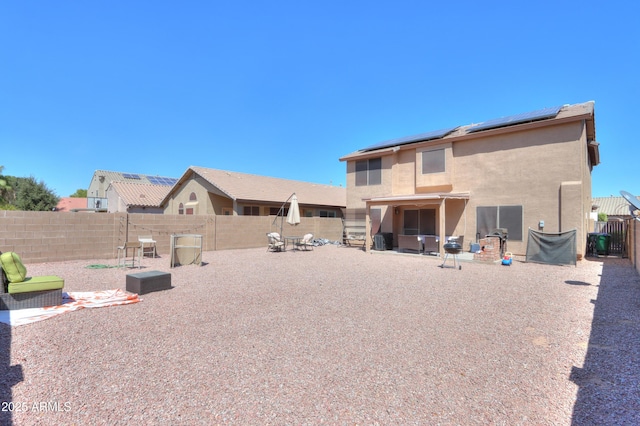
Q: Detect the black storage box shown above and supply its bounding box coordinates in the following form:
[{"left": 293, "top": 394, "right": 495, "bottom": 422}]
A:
[{"left": 126, "top": 270, "right": 172, "bottom": 295}]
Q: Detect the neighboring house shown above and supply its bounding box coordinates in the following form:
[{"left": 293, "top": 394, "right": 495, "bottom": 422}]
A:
[
  {"left": 54, "top": 197, "right": 88, "bottom": 212},
  {"left": 106, "top": 181, "right": 171, "bottom": 213},
  {"left": 339, "top": 101, "right": 600, "bottom": 258},
  {"left": 161, "top": 166, "right": 346, "bottom": 217},
  {"left": 88, "top": 170, "right": 178, "bottom": 210},
  {"left": 593, "top": 195, "right": 640, "bottom": 221}
]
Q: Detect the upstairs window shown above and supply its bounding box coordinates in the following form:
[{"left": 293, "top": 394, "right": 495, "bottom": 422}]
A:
[
  {"left": 355, "top": 157, "right": 382, "bottom": 186},
  {"left": 243, "top": 206, "right": 260, "bottom": 216},
  {"left": 422, "top": 149, "right": 445, "bottom": 174}
]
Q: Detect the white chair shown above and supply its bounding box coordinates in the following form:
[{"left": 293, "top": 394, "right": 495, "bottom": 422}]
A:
[
  {"left": 138, "top": 235, "right": 157, "bottom": 258},
  {"left": 296, "top": 233, "right": 314, "bottom": 251},
  {"left": 117, "top": 241, "right": 142, "bottom": 268},
  {"left": 267, "top": 232, "right": 285, "bottom": 252}
]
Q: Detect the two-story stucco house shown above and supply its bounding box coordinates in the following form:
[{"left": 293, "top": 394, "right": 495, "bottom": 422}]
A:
[{"left": 339, "top": 101, "right": 600, "bottom": 259}]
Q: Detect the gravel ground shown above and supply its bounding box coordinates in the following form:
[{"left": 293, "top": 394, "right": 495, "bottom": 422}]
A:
[{"left": 2, "top": 244, "right": 640, "bottom": 425}]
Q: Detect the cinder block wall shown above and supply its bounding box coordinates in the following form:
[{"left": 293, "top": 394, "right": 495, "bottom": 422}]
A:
[
  {"left": 0, "top": 211, "right": 343, "bottom": 263},
  {"left": 631, "top": 219, "right": 639, "bottom": 275}
]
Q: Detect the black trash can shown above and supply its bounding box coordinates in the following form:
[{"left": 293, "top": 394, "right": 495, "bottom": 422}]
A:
[{"left": 381, "top": 232, "right": 393, "bottom": 250}]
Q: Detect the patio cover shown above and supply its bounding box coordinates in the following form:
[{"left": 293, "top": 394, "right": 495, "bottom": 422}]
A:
[{"left": 362, "top": 192, "right": 470, "bottom": 254}]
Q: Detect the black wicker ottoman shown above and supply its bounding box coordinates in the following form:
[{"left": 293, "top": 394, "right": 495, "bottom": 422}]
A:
[
  {"left": 126, "top": 270, "right": 172, "bottom": 295},
  {"left": 0, "top": 289, "right": 63, "bottom": 310}
]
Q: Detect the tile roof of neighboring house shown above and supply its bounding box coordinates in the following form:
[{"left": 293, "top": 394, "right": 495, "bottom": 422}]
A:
[
  {"left": 55, "top": 197, "right": 88, "bottom": 212},
  {"left": 109, "top": 181, "right": 173, "bottom": 207},
  {"left": 593, "top": 196, "right": 640, "bottom": 216},
  {"left": 340, "top": 101, "right": 598, "bottom": 162},
  {"left": 170, "top": 166, "right": 346, "bottom": 208}
]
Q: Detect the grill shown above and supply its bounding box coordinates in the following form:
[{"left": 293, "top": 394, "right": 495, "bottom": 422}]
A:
[
  {"left": 488, "top": 228, "right": 508, "bottom": 257},
  {"left": 440, "top": 239, "right": 463, "bottom": 270}
]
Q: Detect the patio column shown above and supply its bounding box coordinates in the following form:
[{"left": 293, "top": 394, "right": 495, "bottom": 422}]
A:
[
  {"left": 439, "top": 199, "right": 446, "bottom": 258},
  {"left": 365, "top": 202, "right": 371, "bottom": 253}
]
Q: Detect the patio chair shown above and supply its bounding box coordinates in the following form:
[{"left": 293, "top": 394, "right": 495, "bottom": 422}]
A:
[
  {"left": 117, "top": 241, "right": 143, "bottom": 268},
  {"left": 138, "top": 235, "right": 157, "bottom": 258},
  {"left": 267, "top": 232, "right": 285, "bottom": 252},
  {"left": 296, "top": 233, "right": 314, "bottom": 251}
]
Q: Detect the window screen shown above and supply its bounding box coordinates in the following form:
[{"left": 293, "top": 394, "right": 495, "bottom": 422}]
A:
[
  {"left": 419, "top": 209, "right": 436, "bottom": 235},
  {"left": 355, "top": 160, "right": 368, "bottom": 186},
  {"left": 476, "top": 205, "right": 523, "bottom": 241},
  {"left": 403, "top": 210, "right": 419, "bottom": 235},
  {"left": 498, "top": 206, "right": 523, "bottom": 241},
  {"left": 368, "top": 158, "right": 382, "bottom": 185},
  {"left": 355, "top": 158, "right": 381, "bottom": 186},
  {"left": 422, "top": 149, "right": 445, "bottom": 174}
]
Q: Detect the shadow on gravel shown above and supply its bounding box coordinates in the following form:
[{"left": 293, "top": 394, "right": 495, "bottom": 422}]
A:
[
  {"left": 571, "top": 257, "right": 640, "bottom": 425},
  {"left": 0, "top": 322, "right": 24, "bottom": 425}
]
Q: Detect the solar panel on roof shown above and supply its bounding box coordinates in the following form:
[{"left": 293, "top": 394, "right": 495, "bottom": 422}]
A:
[
  {"left": 361, "top": 126, "right": 459, "bottom": 152},
  {"left": 147, "top": 176, "right": 178, "bottom": 186},
  {"left": 466, "top": 105, "right": 563, "bottom": 133},
  {"left": 122, "top": 173, "right": 141, "bottom": 179}
]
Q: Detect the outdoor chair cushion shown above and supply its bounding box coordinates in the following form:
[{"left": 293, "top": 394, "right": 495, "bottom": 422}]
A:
[
  {"left": 0, "top": 252, "right": 28, "bottom": 283},
  {"left": 8, "top": 275, "right": 65, "bottom": 294}
]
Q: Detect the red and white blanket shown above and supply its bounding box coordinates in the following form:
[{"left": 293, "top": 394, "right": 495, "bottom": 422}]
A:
[{"left": 0, "top": 289, "right": 141, "bottom": 327}]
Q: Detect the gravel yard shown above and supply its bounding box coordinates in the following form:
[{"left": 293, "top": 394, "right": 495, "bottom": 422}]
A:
[{"left": 2, "top": 244, "right": 639, "bottom": 425}]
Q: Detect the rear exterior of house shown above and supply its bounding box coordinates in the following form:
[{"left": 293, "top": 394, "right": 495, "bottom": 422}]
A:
[{"left": 339, "top": 102, "right": 599, "bottom": 258}]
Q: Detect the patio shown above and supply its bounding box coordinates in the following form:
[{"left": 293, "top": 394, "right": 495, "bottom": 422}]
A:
[{"left": 1, "top": 244, "right": 639, "bottom": 424}]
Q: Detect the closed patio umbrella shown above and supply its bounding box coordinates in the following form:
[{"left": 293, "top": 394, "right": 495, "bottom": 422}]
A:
[{"left": 286, "top": 194, "right": 300, "bottom": 226}]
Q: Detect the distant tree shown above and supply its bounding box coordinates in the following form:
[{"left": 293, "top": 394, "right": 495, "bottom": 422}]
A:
[
  {"left": 70, "top": 189, "right": 87, "bottom": 198},
  {"left": 14, "top": 176, "right": 60, "bottom": 211},
  {"left": 0, "top": 165, "right": 11, "bottom": 204},
  {"left": 597, "top": 212, "right": 608, "bottom": 222}
]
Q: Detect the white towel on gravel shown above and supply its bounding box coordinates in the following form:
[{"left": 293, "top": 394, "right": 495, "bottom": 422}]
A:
[{"left": 0, "top": 289, "right": 141, "bottom": 327}]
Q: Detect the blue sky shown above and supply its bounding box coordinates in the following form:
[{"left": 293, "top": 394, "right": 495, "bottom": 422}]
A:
[{"left": 1, "top": 1, "right": 638, "bottom": 198}]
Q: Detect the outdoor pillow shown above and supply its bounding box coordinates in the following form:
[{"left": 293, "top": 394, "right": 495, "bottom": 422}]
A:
[{"left": 0, "top": 252, "right": 28, "bottom": 283}]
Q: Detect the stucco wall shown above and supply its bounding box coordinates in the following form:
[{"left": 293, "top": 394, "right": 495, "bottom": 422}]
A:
[
  {"left": 0, "top": 211, "right": 343, "bottom": 264},
  {"left": 344, "top": 121, "right": 593, "bottom": 256}
]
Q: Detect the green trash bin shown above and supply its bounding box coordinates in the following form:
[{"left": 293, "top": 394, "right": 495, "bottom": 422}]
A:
[{"left": 595, "top": 233, "right": 611, "bottom": 255}]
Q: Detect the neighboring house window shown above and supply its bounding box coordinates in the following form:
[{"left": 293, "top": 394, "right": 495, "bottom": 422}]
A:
[
  {"left": 189, "top": 192, "right": 197, "bottom": 201},
  {"left": 178, "top": 203, "right": 184, "bottom": 215},
  {"left": 319, "top": 210, "right": 336, "bottom": 218},
  {"left": 355, "top": 158, "right": 382, "bottom": 186},
  {"left": 477, "top": 205, "right": 523, "bottom": 241},
  {"left": 269, "top": 207, "right": 288, "bottom": 216},
  {"left": 243, "top": 206, "right": 260, "bottom": 216},
  {"left": 186, "top": 207, "right": 194, "bottom": 215},
  {"left": 422, "top": 149, "right": 445, "bottom": 174}
]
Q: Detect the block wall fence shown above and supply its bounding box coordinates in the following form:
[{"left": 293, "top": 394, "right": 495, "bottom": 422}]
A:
[
  {"left": 628, "top": 218, "right": 640, "bottom": 277},
  {"left": 0, "top": 211, "right": 344, "bottom": 263}
]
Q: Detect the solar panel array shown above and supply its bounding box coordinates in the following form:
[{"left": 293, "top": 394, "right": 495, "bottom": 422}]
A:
[
  {"left": 147, "top": 176, "right": 178, "bottom": 186},
  {"left": 361, "top": 127, "right": 459, "bottom": 152},
  {"left": 122, "top": 173, "right": 141, "bottom": 179},
  {"left": 356, "top": 105, "right": 567, "bottom": 152},
  {"left": 466, "top": 106, "right": 563, "bottom": 133}
]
